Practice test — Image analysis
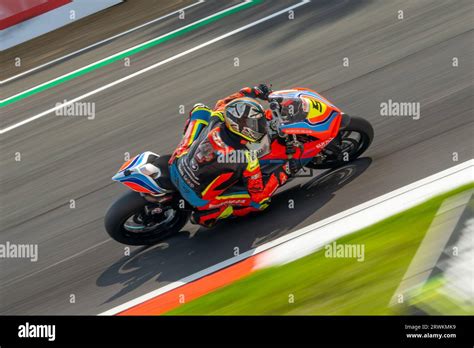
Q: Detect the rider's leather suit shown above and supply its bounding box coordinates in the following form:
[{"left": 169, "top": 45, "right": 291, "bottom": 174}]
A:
[{"left": 168, "top": 87, "right": 290, "bottom": 227}]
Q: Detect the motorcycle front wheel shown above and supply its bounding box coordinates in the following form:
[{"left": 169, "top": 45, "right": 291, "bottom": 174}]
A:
[
  {"left": 104, "top": 191, "right": 189, "bottom": 245},
  {"left": 306, "top": 115, "right": 374, "bottom": 170}
]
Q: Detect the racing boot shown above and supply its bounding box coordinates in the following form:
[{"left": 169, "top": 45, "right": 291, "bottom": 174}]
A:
[{"left": 190, "top": 206, "right": 234, "bottom": 228}]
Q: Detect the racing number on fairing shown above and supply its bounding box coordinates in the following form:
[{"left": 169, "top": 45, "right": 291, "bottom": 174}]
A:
[
  {"left": 312, "top": 100, "right": 322, "bottom": 111},
  {"left": 308, "top": 99, "right": 327, "bottom": 119}
]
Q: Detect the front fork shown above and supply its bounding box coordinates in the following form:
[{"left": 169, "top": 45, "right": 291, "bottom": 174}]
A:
[{"left": 285, "top": 134, "right": 306, "bottom": 174}]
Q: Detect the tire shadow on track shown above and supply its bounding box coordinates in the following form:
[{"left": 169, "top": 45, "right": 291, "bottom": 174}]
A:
[{"left": 96, "top": 157, "right": 372, "bottom": 304}]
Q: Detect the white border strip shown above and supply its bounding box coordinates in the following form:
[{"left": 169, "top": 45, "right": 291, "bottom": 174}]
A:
[
  {"left": 0, "top": 0, "right": 205, "bottom": 84},
  {"left": 99, "top": 159, "right": 473, "bottom": 315},
  {"left": 0, "top": 0, "right": 310, "bottom": 134},
  {"left": 256, "top": 163, "right": 474, "bottom": 268}
]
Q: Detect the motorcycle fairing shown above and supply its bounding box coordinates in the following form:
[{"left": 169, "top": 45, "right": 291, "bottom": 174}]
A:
[
  {"left": 260, "top": 138, "right": 323, "bottom": 165},
  {"left": 279, "top": 110, "right": 341, "bottom": 136},
  {"left": 112, "top": 151, "right": 169, "bottom": 195},
  {"left": 269, "top": 88, "right": 338, "bottom": 109},
  {"left": 269, "top": 88, "right": 342, "bottom": 137},
  {"left": 254, "top": 87, "right": 344, "bottom": 165}
]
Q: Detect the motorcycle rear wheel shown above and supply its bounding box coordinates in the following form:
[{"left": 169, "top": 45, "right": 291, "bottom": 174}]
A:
[{"left": 104, "top": 191, "right": 189, "bottom": 245}]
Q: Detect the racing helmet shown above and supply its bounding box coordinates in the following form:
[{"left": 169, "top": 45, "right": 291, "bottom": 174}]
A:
[{"left": 224, "top": 97, "right": 267, "bottom": 142}]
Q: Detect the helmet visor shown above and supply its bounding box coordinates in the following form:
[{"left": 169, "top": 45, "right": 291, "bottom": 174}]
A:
[{"left": 242, "top": 116, "right": 267, "bottom": 142}]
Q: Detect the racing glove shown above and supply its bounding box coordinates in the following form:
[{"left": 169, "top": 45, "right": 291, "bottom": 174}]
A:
[
  {"left": 214, "top": 84, "right": 273, "bottom": 110},
  {"left": 253, "top": 83, "right": 273, "bottom": 100}
]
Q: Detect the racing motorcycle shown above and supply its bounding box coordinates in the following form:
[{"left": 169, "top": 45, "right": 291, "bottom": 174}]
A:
[{"left": 104, "top": 88, "right": 374, "bottom": 245}]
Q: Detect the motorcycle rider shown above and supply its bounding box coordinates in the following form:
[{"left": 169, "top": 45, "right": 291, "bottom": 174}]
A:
[{"left": 168, "top": 84, "right": 295, "bottom": 227}]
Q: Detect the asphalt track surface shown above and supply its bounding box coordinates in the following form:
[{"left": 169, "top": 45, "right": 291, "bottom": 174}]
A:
[{"left": 1, "top": 0, "right": 473, "bottom": 314}]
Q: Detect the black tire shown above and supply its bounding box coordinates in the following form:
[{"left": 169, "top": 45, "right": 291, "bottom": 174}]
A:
[
  {"left": 104, "top": 191, "right": 189, "bottom": 245},
  {"left": 306, "top": 115, "right": 374, "bottom": 169}
]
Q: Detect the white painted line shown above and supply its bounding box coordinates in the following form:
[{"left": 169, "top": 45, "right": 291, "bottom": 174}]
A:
[
  {"left": 0, "top": 0, "right": 310, "bottom": 134},
  {"left": 0, "top": 0, "right": 252, "bottom": 105},
  {"left": 99, "top": 159, "right": 473, "bottom": 315},
  {"left": 0, "top": 0, "right": 205, "bottom": 84}
]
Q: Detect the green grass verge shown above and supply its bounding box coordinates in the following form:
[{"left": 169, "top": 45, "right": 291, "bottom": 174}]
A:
[{"left": 168, "top": 183, "right": 473, "bottom": 315}]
